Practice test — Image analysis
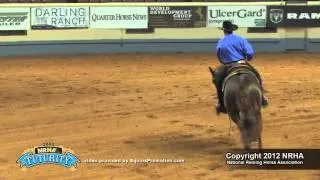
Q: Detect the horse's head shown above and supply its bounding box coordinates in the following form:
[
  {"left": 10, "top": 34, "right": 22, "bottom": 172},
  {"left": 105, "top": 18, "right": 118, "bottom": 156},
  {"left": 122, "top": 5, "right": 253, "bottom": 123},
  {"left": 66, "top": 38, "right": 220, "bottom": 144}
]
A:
[{"left": 208, "top": 66, "right": 217, "bottom": 84}]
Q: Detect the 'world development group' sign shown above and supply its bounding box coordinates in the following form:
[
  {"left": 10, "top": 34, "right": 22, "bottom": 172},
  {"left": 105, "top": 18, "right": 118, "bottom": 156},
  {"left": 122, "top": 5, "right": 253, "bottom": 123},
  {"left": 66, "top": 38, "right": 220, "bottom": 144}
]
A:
[
  {"left": 148, "top": 6, "right": 206, "bottom": 28},
  {"left": 31, "top": 7, "right": 89, "bottom": 29},
  {"left": 207, "top": 6, "right": 267, "bottom": 27}
]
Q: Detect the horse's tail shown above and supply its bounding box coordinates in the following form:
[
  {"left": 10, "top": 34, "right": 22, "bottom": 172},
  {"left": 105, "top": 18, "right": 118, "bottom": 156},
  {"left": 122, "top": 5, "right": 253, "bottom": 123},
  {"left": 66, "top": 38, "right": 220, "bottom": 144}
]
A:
[{"left": 237, "top": 75, "right": 262, "bottom": 145}]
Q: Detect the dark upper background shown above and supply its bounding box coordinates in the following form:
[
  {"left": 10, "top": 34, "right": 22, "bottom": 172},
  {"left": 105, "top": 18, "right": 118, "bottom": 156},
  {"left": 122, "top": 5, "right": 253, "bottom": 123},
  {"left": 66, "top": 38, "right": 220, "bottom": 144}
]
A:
[{"left": 0, "top": 0, "right": 308, "bottom": 3}]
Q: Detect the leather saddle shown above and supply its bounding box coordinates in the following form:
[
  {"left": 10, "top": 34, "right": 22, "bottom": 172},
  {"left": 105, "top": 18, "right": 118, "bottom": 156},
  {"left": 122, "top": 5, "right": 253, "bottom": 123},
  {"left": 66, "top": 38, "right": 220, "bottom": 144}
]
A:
[{"left": 222, "top": 62, "right": 260, "bottom": 93}]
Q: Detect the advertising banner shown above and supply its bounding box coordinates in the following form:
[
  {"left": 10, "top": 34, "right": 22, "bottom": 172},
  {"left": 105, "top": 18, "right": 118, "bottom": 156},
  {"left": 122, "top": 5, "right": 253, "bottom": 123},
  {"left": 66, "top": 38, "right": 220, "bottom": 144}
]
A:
[
  {"left": 0, "top": 8, "right": 30, "bottom": 30},
  {"left": 90, "top": 7, "right": 148, "bottom": 29},
  {"left": 207, "top": 6, "right": 266, "bottom": 27},
  {"left": 148, "top": 6, "right": 207, "bottom": 28},
  {"left": 267, "top": 6, "right": 320, "bottom": 27},
  {"left": 31, "top": 7, "right": 89, "bottom": 29}
]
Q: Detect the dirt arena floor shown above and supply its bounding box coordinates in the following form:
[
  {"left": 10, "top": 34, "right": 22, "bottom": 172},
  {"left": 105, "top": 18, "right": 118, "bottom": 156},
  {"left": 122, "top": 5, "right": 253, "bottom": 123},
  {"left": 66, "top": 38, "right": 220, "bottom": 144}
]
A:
[{"left": 0, "top": 53, "right": 319, "bottom": 180}]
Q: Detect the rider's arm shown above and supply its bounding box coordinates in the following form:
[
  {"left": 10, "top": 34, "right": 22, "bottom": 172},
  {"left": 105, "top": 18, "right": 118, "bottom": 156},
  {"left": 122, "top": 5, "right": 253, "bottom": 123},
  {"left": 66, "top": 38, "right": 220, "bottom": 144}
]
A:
[
  {"left": 216, "top": 41, "right": 224, "bottom": 64},
  {"left": 216, "top": 49, "right": 223, "bottom": 64},
  {"left": 242, "top": 38, "right": 254, "bottom": 61}
]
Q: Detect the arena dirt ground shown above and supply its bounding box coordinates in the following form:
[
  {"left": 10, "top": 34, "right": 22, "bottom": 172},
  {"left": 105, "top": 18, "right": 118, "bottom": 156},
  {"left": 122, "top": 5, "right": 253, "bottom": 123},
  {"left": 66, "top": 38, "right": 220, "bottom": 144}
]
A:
[{"left": 0, "top": 53, "right": 319, "bottom": 180}]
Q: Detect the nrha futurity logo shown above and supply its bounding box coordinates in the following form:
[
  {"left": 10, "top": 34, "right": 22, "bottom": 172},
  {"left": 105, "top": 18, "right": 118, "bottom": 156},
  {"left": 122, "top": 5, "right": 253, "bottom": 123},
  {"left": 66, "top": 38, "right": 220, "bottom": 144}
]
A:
[{"left": 17, "top": 142, "right": 80, "bottom": 171}]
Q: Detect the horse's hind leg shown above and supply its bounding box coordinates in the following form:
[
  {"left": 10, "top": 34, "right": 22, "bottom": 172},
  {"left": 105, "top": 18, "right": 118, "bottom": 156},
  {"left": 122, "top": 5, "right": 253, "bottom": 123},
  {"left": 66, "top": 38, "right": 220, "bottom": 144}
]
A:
[
  {"left": 244, "top": 143, "right": 251, "bottom": 152},
  {"left": 258, "top": 137, "right": 263, "bottom": 150},
  {"left": 242, "top": 138, "right": 251, "bottom": 151},
  {"left": 244, "top": 144, "right": 249, "bottom": 150}
]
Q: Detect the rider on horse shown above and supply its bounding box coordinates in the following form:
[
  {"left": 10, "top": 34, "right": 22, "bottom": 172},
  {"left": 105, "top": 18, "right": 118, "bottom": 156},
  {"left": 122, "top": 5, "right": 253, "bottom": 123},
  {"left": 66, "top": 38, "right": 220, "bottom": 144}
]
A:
[{"left": 214, "top": 20, "right": 269, "bottom": 114}]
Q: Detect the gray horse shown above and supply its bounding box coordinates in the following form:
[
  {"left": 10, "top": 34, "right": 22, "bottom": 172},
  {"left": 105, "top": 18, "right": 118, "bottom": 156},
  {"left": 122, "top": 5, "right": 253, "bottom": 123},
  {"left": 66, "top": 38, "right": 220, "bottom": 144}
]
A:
[{"left": 209, "top": 66, "right": 263, "bottom": 150}]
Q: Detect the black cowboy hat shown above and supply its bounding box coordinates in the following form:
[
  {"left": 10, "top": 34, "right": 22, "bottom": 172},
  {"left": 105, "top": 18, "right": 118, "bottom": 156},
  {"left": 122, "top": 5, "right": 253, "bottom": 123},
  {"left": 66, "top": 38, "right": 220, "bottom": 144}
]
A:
[{"left": 219, "top": 21, "right": 238, "bottom": 32}]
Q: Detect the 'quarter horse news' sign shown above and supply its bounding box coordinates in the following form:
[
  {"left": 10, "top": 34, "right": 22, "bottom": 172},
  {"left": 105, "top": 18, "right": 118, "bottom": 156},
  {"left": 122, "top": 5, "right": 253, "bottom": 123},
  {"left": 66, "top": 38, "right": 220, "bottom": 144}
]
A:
[
  {"left": 31, "top": 7, "right": 89, "bottom": 29},
  {"left": 90, "top": 7, "right": 148, "bottom": 29}
]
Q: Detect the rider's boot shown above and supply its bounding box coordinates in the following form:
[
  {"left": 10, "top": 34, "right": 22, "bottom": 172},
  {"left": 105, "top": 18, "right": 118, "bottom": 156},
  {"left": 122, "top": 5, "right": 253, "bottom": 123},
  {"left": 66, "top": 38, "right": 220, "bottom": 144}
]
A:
[
  {"left": 261, "top": 86, "right": 269, "bottom": 108},
  {"left": 216, "top": 89, "right": 227, "bottom": 114},
  {"left": 262, "top": 95, "right": 269, "bottom": 108}
]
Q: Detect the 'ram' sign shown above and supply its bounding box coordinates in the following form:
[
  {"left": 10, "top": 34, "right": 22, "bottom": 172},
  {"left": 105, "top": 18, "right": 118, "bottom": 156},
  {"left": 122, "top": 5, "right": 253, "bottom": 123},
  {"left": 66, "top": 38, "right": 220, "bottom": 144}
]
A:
[{"left": 267, "top": 6, "right": 320, "bottom": 27}]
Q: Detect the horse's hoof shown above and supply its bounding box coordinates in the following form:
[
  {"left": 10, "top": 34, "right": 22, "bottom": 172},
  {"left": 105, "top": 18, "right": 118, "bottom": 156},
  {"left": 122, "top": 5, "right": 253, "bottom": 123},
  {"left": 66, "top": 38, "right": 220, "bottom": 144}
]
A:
[{"left": 215, "top": 107, "right": 220, "bottom": 115}]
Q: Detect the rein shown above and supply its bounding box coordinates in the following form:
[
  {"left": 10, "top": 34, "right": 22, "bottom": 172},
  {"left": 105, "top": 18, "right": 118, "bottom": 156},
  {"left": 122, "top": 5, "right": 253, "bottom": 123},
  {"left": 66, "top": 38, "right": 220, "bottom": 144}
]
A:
[{"left": 228, "top": 116, "right": 232, "bottom": 136}]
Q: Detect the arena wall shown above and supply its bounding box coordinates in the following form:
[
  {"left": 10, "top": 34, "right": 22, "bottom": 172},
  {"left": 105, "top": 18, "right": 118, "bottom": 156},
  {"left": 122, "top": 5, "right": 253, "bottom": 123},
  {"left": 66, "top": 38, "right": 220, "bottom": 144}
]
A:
[{"left": 0, "top": 2, "right": 319, "bottom": 56}]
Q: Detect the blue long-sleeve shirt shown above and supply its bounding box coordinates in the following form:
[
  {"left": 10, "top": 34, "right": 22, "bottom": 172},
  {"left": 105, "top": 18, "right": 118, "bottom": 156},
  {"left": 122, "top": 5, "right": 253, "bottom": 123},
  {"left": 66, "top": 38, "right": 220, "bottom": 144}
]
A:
[{"left": 216, "top": 33, "right": 254, "bottom": 64}]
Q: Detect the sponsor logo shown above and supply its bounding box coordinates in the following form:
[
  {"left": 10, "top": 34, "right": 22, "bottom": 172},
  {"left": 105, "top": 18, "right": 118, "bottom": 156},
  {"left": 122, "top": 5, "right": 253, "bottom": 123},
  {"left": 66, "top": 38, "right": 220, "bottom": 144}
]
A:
[
  {"left": 270, "top": 9, "right": 284, "bottom": 23},
  {"left": 32, "top": 7, "right": 89, "bottom": 28},
  {"left": 90, "top": 7, "right": 148, "bottom": 29},
  {"left": 91, "top": 13, "right": 147, "bottom": 22},
  {"left": 207, "top": 6, "right": 266, "bottom": 27},
  {"left": 287, "top": 12, "right": 320, "bottom": 20},
  {"left": 254, "top": 19, "right": 266, "bottom": 26},
  {"left": 0, "top": 13, "right": 28, "bottom": 26},
  {"left": 17, "top": 142, "right": 80, "bottom": 171},
  {"left": 149, "top": 7, "right": 192, "bottom": 20},
  {"left": 209, "top": 9, "right": 265, "bottom": 18},
  {"left": 194, "top": 7, "right": 205, "bottom": 21}
]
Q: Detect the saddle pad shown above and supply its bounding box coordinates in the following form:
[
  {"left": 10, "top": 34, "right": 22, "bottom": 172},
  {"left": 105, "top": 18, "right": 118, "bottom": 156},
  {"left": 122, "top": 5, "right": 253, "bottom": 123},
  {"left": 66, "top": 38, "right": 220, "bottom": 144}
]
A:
[{"left": 222, "top": 69, "right": 260, "bottom": 93}]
